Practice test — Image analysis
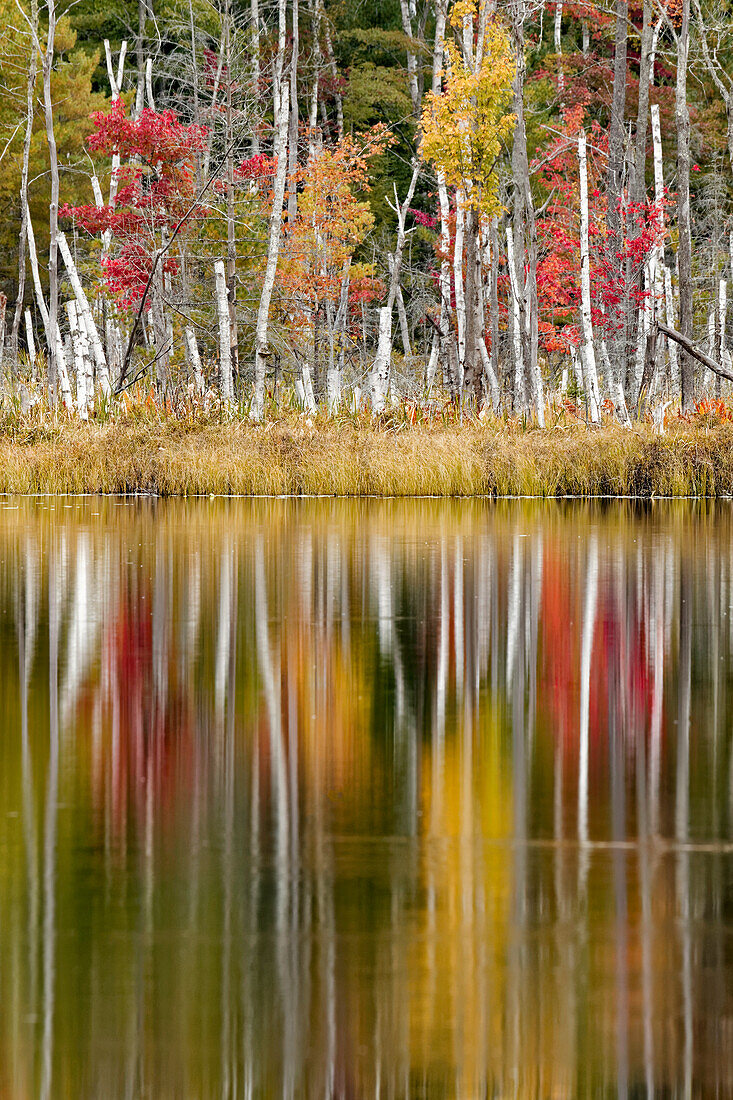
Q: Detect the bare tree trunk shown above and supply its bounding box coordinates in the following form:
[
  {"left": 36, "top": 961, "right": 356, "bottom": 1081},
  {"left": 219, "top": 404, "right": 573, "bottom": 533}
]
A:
[
  {"left": 453, "top": 193, "right": 467, "bottom": 374},
  {"left": 11, "top": 0, "right": 38, "bottom": 358},
  {"left": 321, "top": 7, "right": 343, "bottom": 139},
  {"left": 489, "top": 216, "right": 500, "bottom": 401},
  {"left": 184, "top": 326, "right": 205, "bottom": 394},
  {"left": 430, "top": 0, "right": 457, "bottom": 401},
  {"left": 57, "top": 233, "right": 111, "bottom": 395},
  {"left": 145, "top": 57, "right": 155, "bottom": 108},
  {"left": 251, "top": 0, "right": 260, "bottom": 152},
  {"left": 554, "top": 0, "right": 564, "bottom": 96},
  {"left": 506, "top": 225, "right": 525, "bottom": 413},
  {"left": 42, "top": 0, "right": 60, "bottom": 405},
  {"left": 253, "top": 79, "right": 289, "bottom": 420},
  {"left": 399, "top": 0, "right": 420, "bottom": 117},
  {"left": 136, "top": 0, "right": 147, "bottom": 118},
  {"left": 223, "top": 0, "right": 239, "bottom": 388},
  {"left": 626, "top": 0, "right": 654, "bottom": 403},
  {"left": 511, "top": 7, "right": 544, "bottom": 425},
  {"left": 676, "top": 0, "right": 694, "bottom": 409},
  {"left": 693, "top": 0, "right": 733, "bottom": 173},
  {"left": 215, "top": 259, "right": 234, "bottom": 402},
  {"left": 369, "top": 166, "right": 419, "bottom": 412},
  {"left": 307, "top": 0, "right": 321, "bottom": 151},
  {"left": 651, "top": 103, "right": 678, "bottom": 391},
  {"left": 326, "top": 261, "right": 349, "bottom": 410},
  {"left": 462, "top": 206, "right": 485, "bottom": 404},
  {"left": 66, "top": 301, "right": 88, "bottom": 419},
  {"left": 188, "top": 0, "right": 202, "bottom": 181},
  {"left": 606, "top": 0, "right": 629, "bottom": 396},
  {"left": 578, "top": 129, "right": 602, "bottom": 423},
  {"left": 25, "top": 310, "right": 36, "bottom": 365},
  {"left": 287, "top": 0, "right": 299, "bottom": 222},
  {"left": 0, "top": 293, "right": 7, "bottom": 389}
]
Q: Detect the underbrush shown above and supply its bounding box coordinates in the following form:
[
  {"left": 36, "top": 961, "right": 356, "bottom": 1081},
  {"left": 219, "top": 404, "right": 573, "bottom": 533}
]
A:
[{"left": 1, "top": 387, "right": 733, "bottom": 496}]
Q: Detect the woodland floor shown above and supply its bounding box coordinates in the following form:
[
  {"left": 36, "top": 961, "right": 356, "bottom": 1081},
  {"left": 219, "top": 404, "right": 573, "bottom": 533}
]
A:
[{"left": 0, "top": 416, "right": 732, "bottom": 496}]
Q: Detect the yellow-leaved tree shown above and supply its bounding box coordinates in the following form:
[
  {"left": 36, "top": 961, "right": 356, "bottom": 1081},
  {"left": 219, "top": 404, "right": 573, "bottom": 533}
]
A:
[
  {"left": 419, "top": 2, "right": 515, "bottom": 404},
  {"left": 420, "top": 4, "right": 515, "bottom": 213}
]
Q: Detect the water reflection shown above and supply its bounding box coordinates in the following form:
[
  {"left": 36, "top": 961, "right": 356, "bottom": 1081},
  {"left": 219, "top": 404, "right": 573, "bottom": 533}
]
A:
[{"left": 1, "top": 498, "right": 732, "bottom": 1096}]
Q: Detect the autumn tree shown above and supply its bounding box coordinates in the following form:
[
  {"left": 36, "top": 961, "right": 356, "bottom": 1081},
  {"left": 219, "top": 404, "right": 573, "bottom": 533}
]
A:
[
  {"left": 421, "top": 3, "right": 515, "bottom": 406},
  {"left": 279, "top": 129, "right": 389, "bottom": 409}
]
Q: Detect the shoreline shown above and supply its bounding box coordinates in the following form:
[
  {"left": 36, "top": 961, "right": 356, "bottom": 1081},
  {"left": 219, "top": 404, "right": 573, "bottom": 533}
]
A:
[{"left": 0, "top": 418, "right": 731, "bottom": 497}]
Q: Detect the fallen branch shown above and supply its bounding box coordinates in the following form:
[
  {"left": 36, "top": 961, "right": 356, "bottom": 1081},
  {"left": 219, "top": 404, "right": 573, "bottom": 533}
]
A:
[{"left": 658, "top": 321, "right": 733, "bottom": 384}]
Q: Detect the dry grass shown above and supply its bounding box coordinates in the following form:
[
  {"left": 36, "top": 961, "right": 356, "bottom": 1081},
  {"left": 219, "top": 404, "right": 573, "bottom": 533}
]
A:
[{"left": 0, "top": 411, "right": 731, "bottom": 496}]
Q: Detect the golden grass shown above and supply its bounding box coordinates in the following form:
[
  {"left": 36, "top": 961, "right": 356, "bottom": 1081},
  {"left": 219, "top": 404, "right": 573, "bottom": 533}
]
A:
[{"left": 0, "top": 415, "right": 731, "bottom": 496}]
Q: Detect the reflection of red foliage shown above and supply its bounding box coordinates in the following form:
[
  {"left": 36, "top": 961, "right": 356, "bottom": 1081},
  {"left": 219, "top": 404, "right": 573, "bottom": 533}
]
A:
[
  {"left": 541, "top": 548, "right": 654, "bottom": 765},
  {"left": 89, "top": 583, "right": 194, "bottom": 841},
  {"left": 540, "top": 553, "right": 577, "bottom": 742}
]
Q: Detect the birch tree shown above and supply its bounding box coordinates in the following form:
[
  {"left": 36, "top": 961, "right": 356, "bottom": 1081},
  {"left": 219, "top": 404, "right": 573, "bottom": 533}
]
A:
[{"left": 252, "top": 79, "right": 290, "bottom": 420}]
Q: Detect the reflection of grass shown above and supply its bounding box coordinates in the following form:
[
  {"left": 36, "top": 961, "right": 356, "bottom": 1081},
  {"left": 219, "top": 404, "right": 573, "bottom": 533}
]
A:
[{"left": 0, "top": 415, "right": 732, "bottom": 496}]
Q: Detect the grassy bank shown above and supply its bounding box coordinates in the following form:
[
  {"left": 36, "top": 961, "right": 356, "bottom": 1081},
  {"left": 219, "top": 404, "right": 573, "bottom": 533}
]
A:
[{"left": 0, "top": 413, "right": 732, "bottom": 496}]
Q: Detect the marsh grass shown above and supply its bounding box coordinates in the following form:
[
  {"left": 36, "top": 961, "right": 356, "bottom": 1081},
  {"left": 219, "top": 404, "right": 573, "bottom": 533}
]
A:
[{"left": 0, "top": 401, "right": 732, "bottom": 496}]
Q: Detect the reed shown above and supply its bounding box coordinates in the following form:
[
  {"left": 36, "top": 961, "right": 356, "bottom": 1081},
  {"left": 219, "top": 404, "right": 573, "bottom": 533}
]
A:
[{"left": 0, "top": 408, "right": 732, "bottom": 496}]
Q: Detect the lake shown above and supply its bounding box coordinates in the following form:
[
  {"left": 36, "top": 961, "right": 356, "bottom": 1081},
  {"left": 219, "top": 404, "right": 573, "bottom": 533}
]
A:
[{"left": 0, "top": 497, "right": 730, "bottom": 1097}]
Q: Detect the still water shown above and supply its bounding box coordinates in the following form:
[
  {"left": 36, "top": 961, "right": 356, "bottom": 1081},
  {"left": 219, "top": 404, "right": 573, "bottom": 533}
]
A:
[{"left": 0, "top": 497, "right": 732, "bottom": 1097}]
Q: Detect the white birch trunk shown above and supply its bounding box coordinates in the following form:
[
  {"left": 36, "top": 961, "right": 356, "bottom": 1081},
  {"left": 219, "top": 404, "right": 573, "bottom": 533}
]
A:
[
  {"left": 54, "top": 324, "right": 74, "bottom": 411},
  {"left": 577, "top": 129, "right": 601, "bottom": 423},
  {"left": 664, "top": 264, "right": 680, "bottom": 391},
  {"left": 369, "top": 166, "right": 420, "bottom": 411},
  {"left": 453, "top": 195, "right": 466, "bottom": 377},
  {"left": 651, "top": 103, "right": 677, "bottom": 392},
  {"left": 184, "top": 326, "right": 205, "bottom": 395},
  {"left": 506, "top": 225, "right": 525, "bottom": 411},
  {"left": 25, "top": 203, "right": 50, "bottom": 339},
  {"left": 554, "top": 0, "right": 564, "bottom": 94},
  {"left": 718, "top": 278, "right": 728, "bottom": 376},
  {"left": 437, "top": 173, "right": 455, "bottom": 395},
  {"left": 395, "top": 283, "right": 411, "bottom": 359},
  {"left": 370, "top": 307, "right": 392, "bottom": 413},
  {"left": 57, "top": 232, "right": 111, "bottom": 396},
  {"left": 253, "top": 82, "right": 290, "bottom": 420},
  {"left": 215, "top": 259, "right": 234, "bottom": 402},
  {"left": 66, "top": 300, "right": 88, "bottom": 419},
  {"left": 326, "top": 263, "right": 349, "bottom": 411},
  {"left": 25, "top": 309, "right": 36, "bottom": 364},
  {"left": 302, "top": 363, "right": 316, "bottom": 412},
  {"left": 145, "top": 57, "right": 155, "bottom": 108}
]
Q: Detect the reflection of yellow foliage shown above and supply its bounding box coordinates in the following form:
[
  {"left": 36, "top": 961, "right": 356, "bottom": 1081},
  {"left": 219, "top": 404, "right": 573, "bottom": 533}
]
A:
[{"left": 396, "top": 705, "right": 513, "bottom": 1095}]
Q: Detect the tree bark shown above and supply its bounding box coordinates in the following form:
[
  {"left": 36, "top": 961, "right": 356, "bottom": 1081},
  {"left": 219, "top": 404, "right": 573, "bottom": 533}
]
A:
[
  {"left": 606, "top": 0, "right": 629, "bottom": 394},
  {"left": 369, "top": 166, "right": 420, "bottom": 412},
  {"left": 57, "top": 233, "right": 111, "bottom": 396},
  {"left": 659, "top": 321, "right": 733, "bottom": 383},
  {"left": 253, "top": 80, "right": 290, "bottom": 420},
  {"left": 287, "top": 0, "right": 299, "bottom": 222},
  {"left": 506, "top": 225, "right": 525, "bottom": 413},
  {"left": 215, "top": 259, "right": 234, "bottom": 402},
  {"left": 11, "top": 0, "right": 38, "bottom": 358},
  {"left": 42, "top": 0, "right": 60, "bottom": 405},
  {"left": 184, "top": 326, "right": 205, "bottom": 394},
  {"left": 578, "top": 129, "right": 603, "bottom": 422},
  {"left": 675, "top": 0, "right": 694, "bottom": 408},
  {"left": 511, "top": 9, "right": 544, "bottom": 424},
  {"left": 224, "top": 0, "right": 239, "bottom": 387}
]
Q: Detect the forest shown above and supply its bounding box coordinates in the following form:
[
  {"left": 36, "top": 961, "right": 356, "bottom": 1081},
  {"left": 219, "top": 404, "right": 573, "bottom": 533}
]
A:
[{"left": 0, "top": 0, "right": 732, "bottom": 428}]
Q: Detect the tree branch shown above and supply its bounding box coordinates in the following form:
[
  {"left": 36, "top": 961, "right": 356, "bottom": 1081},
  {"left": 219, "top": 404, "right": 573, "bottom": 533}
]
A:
[{"left": 658, "top": 321, "right": 733, "bottom": 384}]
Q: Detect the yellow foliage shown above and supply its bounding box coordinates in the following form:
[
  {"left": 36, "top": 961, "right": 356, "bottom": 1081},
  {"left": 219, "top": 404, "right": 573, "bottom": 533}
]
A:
[{"left": 420, "top": 10, "right": 515, "bottom": 212}]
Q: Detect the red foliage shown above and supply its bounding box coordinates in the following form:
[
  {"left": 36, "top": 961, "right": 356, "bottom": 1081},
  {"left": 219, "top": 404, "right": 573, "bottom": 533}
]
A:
[{"left": 61, "top": 98, "right": 207, "bottom": 309}]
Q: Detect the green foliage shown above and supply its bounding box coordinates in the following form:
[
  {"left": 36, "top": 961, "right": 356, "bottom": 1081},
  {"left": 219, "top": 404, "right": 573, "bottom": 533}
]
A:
[{"left": 0, "top": 6, "right": 106, "bottom": 296}]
